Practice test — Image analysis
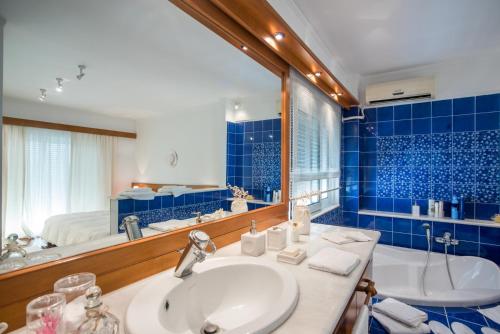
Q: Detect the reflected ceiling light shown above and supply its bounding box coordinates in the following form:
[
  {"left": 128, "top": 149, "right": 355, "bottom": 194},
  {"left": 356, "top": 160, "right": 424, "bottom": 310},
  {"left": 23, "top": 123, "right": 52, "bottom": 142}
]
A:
[
  {"left": 76, "top": 65, "right": 86, "bottom": 80},
  {"left": 241, "top": 45, "right": 248, "bottom": 51},
  {"left": 330, "top": 93, "right": 336, "bottom": 97},
  {"left": 39, "top": 89, "right": 47, "bottom": 102},
  {"left": 314, "top": 71, "right": 322, "bottom": 77},
  {"left": 307, "top": 73, "right": 315, "bottom": 79},
  {"left": 55, "top": 78, "right": 64, "bottom": 92},
  {"left": 337, "top": 92, "right": 343, "bottom": 97},
  {"left": 273, "top": 32, "right": 285, "bottom": 41}
]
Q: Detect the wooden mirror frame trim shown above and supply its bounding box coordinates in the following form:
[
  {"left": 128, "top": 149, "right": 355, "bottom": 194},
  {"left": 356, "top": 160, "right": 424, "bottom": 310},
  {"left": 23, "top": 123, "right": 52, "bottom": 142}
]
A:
[{"left": 1, "top": 0, "right": 357, "bottom": 329}]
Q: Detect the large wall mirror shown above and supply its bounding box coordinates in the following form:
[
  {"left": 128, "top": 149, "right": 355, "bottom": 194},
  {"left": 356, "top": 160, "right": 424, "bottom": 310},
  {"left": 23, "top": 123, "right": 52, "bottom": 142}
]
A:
[{"left": 0, "top": 0, "right": 283, "bottom": 274}]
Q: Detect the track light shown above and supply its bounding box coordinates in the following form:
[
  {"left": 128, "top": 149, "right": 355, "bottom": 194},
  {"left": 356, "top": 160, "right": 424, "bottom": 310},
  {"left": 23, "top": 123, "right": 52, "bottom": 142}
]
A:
[
  {"left": 241, "top": 45, "right": 248, "bottom": 51},
  {"left": 39, "top": 89, "right": 47, "bottom": 102},
  {"left": 314, "top": 71, "right": 321, "bottom": 77},
  {"left": 273, "top": 32, "right": 285, "bottom": 41},
  {"left": 76, "top": 65, "right": 86, "bottom": 80},
  {"left": 55, "top": 78, "right": 64, "bottom": 92}
]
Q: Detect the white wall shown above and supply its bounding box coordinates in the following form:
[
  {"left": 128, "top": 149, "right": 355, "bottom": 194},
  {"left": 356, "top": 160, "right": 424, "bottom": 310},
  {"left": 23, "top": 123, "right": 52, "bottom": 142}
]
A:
[
  {"left": 360, "top": 48, "right": 500, "bottom": 103},
  {"left": 134, "top": 102, "right": 227, "bottom": 187},
  {"left": 268, "top": 0, "right": 360, "bottom": 99},
  {"left": 225, "top": 93, "right": 281, "bottom": 122},
  {"left": 3, "top": 97, "right": 138, "bottom": 196}
]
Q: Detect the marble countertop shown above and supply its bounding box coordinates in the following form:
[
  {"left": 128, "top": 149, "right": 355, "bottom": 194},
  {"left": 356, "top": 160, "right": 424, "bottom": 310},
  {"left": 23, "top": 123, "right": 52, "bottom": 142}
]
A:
[{"left": 12, "top": 223, "right": 380, "bottom": 334}]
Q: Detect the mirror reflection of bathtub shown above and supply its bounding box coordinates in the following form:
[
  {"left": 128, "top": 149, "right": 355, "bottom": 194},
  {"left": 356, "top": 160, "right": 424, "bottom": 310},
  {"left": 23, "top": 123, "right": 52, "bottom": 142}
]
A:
[{"left": 0, "top": 0, "right": 282, "bottom": 273}]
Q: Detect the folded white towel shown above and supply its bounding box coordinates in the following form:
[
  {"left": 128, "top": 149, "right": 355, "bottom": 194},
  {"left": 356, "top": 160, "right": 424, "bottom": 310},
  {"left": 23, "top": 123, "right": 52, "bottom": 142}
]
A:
[
  {"left": 479, "top": 305, "right": 500, "bottom": 325},
  {"left": 372, "top": 311, "right": 431, "bottom": 334},
  {"left": 481, "top": 327, "right": 499, "bottom": 334},
  {"left": 148, "top": 220, "right": 195, "bottom": 232},
  {"left": 120, "top": 192, "right": 155, "bottom": 200},
  {"left": 451, "top": 322, "right": 475, "bottom": 334},
  {"left": 308, "top": 247, "right": 360, "bottom": 276},
  {"left": 343, "top": 230, "right": 373, "bottom": 242},
  {"left": 157, "top": 186, "right": 191, "bottom": 197},
  {"left": 373, "top": 298, "right": 427, "bottom": 328},
  {"left": 321, "top": 231, "right": 356, "bottom": 244},
  {"left": 429, "top": 321, "right": 453, "bottom": 334}
]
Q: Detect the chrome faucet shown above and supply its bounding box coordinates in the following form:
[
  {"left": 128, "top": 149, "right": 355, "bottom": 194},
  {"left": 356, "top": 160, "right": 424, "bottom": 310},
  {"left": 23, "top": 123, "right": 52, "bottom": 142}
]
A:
[
  {"left": 174, "top": 230, "right": 216, "bottom": 278},
  {"left": 435, "top": 232, "right": 459, "bottom": 246},
  {"left": 0, "top": 234, "right": 27, "bottom": 261},
  {"left": 192, "top": 211, "right": 202, "bottom": 224}
]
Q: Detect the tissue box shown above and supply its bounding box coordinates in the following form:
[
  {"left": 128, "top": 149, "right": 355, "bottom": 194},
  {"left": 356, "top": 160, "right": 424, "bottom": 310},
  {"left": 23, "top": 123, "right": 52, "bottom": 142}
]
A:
[{"left": 267, "top": 226, "right": 287, "bottom": 251}]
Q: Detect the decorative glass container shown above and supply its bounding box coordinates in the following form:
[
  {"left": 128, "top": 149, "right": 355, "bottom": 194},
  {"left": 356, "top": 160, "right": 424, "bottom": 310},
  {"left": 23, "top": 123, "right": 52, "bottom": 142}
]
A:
[
  {"left": 26, "top": 293, "right": 66, "bottom": 334},
  {"left": 54, "top": 272, "right": 96, "bottom": 302},
  {"left": 231, "top": 198, "right": 248, "bottom": 213},
  {"left": 77, "top": 286, "right": 119, "bottom": 334}
]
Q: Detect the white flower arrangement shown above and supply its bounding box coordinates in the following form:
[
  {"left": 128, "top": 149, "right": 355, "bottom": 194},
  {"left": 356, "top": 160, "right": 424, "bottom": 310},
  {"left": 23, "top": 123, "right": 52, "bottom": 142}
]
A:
[{"left": 227, "top": 184, "right": 249, "bottom": 199}]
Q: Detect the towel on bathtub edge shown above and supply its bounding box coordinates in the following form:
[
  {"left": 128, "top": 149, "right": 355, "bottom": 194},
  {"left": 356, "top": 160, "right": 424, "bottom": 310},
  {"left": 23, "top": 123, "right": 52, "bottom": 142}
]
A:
[{"left": 372, "top": 311, "right": 431, "bottom": 334}]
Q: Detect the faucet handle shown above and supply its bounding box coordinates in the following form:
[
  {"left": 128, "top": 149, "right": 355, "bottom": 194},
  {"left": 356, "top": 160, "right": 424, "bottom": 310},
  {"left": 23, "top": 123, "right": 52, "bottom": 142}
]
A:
[
  {"left": 192, "top": 212, "right": 202, "bottom": 223},
  {"left": 188, "top": 230, "right": 216, "bottom": 255}
]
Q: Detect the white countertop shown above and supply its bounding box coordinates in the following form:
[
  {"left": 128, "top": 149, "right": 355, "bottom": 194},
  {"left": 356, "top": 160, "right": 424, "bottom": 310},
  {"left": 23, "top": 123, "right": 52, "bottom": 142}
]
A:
[{"left": 11, "top": 223, "right": 380, "bottom": 334}]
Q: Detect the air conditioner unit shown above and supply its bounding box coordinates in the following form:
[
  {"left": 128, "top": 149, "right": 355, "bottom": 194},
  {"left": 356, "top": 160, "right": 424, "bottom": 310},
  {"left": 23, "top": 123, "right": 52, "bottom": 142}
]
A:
[{"left": 365, "top": 77, "right": 435, "bottom": 105}]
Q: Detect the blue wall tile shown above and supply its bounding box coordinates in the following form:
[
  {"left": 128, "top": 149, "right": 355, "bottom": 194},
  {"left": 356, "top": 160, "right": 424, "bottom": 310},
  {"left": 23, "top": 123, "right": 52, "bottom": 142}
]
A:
[
  {"left": 413, "top": 118, "right": 431, "bottom": 134},
  {"left": 394, "top": 104, "right": 412, "bottom": 120},
  {"left": 432, "top": 100, "right": 452, "bottom": 117},
  {"left": 476, "top": 93, "right": 500, "bottom": 113},
  {"left": 412, "top": 102, "right": 431, "bottom": 118},
  {"left": 453, "top": 97, "right": 475, "bottom": 115},
  {"left": 377, "top": 106, "right": 394, "bottom": 121}
]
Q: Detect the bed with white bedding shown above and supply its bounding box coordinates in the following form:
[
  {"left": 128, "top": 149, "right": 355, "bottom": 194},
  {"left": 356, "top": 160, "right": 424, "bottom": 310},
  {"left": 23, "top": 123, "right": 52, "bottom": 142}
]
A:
[{"left": 41, "top": 211, "right": 111, "bottom": 247}]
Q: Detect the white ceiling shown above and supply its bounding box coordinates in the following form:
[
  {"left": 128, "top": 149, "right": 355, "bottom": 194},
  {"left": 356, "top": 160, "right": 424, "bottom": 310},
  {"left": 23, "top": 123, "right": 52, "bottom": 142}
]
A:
[
  {"left": 292, "top": 0, "right": 500, "bottom": 76},
  {"left": 0, "top": 0, "right": 280, "bottom": 119}
]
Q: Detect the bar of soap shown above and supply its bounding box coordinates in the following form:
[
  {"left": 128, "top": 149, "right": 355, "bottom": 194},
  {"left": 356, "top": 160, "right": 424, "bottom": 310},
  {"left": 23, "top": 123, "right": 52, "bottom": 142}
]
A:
[{"left": 280, "top": 246, "right": 300, "bottom": 257}]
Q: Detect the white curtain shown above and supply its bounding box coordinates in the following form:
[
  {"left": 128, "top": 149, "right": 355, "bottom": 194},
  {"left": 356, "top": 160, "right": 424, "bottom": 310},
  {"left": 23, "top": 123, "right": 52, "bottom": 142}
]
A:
[
  {"left": 69, "top": 133, "right": 114, "bottom": 212},
  {"left": 2, "top": 125, "right": 114, "bottom": 238},
  {"left": 290, "top": 69, "right": 341, "bottom": 210}
]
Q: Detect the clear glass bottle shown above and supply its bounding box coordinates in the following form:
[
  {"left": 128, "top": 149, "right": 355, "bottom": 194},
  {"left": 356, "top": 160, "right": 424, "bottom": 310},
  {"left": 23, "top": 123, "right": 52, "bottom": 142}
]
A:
[{"left": 77, "top": 286, "right": 119, "bottom": 334}]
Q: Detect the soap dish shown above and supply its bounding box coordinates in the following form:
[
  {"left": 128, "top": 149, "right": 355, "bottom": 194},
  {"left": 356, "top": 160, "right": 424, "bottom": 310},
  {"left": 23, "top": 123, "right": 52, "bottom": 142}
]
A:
[{"left": 277, "top": 248, "right": 306, "bottom": 265}]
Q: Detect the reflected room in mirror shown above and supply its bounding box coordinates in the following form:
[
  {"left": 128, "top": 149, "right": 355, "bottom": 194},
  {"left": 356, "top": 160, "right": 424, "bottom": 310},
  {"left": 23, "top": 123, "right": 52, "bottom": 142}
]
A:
[{"left": 0, "top": 0, "right": 282, "bottom": 273}]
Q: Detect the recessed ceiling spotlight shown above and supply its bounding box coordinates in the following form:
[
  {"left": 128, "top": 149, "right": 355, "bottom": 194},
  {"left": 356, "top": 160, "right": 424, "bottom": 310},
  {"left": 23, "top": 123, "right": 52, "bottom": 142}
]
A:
[
  {"left": 330, "top": 93, "right": 336, "bottom": 97},
  {"left": 314, "top": 71, "right": 322, "bottom": 77},
  {"left": 241, "top": 45, "right": 248, "bottom": 51},
  {"left": 39, "top": 89, "right": 47, "bottom": 102},
  {"left": 337, "top": 92, "right": 343, "bottom": 96},
  {"left": 55, "top": 78, "right": 64, "bottom": 92},
  {"left": 234, "top": 102, "right": 241, "bottom": 111},
  {"left": 307, "top": 73, "right": 315, "bottom": 79},
  {"left": 273, "top": 32, "right": 285, "bottom": 41},
  {"left": 76, "top": 65, "right": 86, "bottom": 80}
]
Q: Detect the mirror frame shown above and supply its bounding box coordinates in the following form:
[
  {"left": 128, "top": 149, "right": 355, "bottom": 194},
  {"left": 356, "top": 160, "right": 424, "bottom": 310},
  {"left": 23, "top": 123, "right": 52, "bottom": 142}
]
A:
[{"left": 0, "top": 0, "right": 358, "bottom": 329}]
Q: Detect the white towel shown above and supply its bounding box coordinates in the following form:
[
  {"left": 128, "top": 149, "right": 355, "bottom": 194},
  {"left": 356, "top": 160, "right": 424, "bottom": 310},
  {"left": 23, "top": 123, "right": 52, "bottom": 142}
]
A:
[
  {"left": 373, "top": 298, "right": 427, "bottom": 328},
  {"left": 119, "top": 187, "right": 155, "bottom": 200},
  {"left": 157, "top": 186, "right": 191, "bottom": 197},
  {"left": 321, "top": 231, "right": 356, "bottom": 244},
  {"left": 451, "top": 322, "right": 475, "bottom": 334},
  {"left": 479, "top": 305, "right": 500, "bottom": 325},
  {"left": 343, "top": 230, "right": 373, "bottom": 242},
  {"left": 481, "top": 327, "right": 499, "bottom": 334},
  {"left": 148, "top": 220, "right": 195, "bottom": 232},
  {"left": 308, "top": 247, "right": 360, "bottom": 276},
  {"left": 372, "top": 311, "right": 431, "bottom": 334}
]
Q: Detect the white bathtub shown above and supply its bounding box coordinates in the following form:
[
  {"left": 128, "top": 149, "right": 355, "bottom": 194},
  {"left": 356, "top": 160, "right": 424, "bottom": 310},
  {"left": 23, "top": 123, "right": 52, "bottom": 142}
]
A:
[{"left": 373, "top": 245, "right": 500, "bottom": 307}]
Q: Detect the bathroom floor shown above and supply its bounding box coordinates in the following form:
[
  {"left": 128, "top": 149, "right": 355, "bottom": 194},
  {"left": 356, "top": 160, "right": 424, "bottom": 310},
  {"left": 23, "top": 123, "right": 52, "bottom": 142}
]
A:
[{"left": 370, "top": 298, "right": 500, "bottom": 334}]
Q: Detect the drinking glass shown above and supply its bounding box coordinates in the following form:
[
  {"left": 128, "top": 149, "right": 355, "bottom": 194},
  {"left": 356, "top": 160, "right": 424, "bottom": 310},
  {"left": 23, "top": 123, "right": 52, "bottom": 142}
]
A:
[
  {"left": 26, "top": 293, "right": 66, "bottom": 334},
  {"left": 53, "top": 272, "right": 96, "bottom": 302}
]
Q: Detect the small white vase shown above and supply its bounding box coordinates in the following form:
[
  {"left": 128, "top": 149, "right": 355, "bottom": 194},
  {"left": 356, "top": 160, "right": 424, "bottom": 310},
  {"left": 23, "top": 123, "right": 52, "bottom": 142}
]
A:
[
  {"left": 293, "top": 205, "right": 311, "bottom": 235},
  {"left": 231, "top": 198, "right": 248, "bottom": 213}
]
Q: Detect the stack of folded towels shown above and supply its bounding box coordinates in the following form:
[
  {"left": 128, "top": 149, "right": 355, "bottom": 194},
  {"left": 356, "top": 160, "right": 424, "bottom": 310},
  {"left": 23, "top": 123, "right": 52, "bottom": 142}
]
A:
[
  {"left": 372, "top": 298, "right": 430, "bottom": 334},
  {"left": 321, "top": 228, "right": 373, "bottom": 244},
  {"left": 157, "top": 185, "right": 191, "bottom": 197},
  {"left": 308, "top": 247, "right": 361, "bottom": 276},
  {"left": 119, "top": 187, "right": 155, "bottom": 200}
]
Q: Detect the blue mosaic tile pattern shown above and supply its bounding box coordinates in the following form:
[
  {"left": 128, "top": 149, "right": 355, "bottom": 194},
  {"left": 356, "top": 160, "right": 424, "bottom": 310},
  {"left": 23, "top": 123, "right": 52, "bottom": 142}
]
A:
[
  {"left": 227, "top": 119, "right": 281, "bottom": 200},
  {"left": 311, "top": 206, "right": 342, "bottom": 226},
  {"left": 370, "top": 297, "right": 500, "bottom": 334},
  {"left": 351, "top": 93, "right": 500, "bottom": 220}
]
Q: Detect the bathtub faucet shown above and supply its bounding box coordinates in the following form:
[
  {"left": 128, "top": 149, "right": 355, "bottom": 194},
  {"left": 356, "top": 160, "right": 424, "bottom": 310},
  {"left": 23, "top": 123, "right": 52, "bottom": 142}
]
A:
[{"left": 435, "top": 232, "right": 459, "bottom": 246}]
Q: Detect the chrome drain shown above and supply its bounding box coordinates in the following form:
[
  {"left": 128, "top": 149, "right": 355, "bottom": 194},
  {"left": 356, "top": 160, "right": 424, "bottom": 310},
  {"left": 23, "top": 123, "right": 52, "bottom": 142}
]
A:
[{"left": 200, "top": 322, "right": 219, "bottom": 334}]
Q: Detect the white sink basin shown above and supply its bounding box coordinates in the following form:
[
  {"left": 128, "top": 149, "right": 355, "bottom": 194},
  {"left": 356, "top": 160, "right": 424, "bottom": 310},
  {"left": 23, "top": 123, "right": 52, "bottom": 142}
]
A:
[{"left": 125, "top": 256, "right": 299, "bottom": 334}]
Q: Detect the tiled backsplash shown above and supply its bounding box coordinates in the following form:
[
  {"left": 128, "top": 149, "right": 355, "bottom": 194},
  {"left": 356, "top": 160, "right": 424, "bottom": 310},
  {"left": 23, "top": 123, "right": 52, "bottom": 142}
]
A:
[
  {"left": 226, "top": 119, "right": 281, "bottom": 200},
  {"left": 115, "top": 189, "right": 271, "bottom": 230},
  {"left": 343, "top": 93, "right": 500, "bottom": 220},
  {"left": 326, "top": 93, "right": 500, "bottom": 264}
]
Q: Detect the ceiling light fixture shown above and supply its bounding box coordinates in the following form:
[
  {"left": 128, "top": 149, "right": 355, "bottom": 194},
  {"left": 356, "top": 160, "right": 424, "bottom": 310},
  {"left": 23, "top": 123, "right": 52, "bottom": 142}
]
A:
[
  {"left": 307, "top": 73, "right": 315, "bottom": 79},
  {"left": 234, "top": 102, "right": 241, "bottom": 111},
  {"left": 241, "top": 45, "right": 248, "bottom": 51},
  {"left": 55, "top": 78, "right": 64, "bottom": 92},
  {"left": 314, "top": 71, "right": 322, "bottom": 77},
  {"left": 39, "top": 89, "right": 47, "bottom": 102},
  {"left": 273, "top": 32, "right": 285, "bottom": 41},
  {"left": 337, "top": 92, "right": 343, "bottom": 96},
  {"left": 76, "top": 65, "right": 86, "bottom": 80},
  {"left": 330, "top": 93, "right": 337, "bottom": 97}
]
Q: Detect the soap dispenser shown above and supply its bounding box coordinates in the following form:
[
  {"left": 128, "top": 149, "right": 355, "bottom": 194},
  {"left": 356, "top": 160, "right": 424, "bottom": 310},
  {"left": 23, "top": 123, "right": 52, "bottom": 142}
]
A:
[
  {"left": 77, "top": 286, "right": 119, "bottom": 334},
  {"left": 241, "top": 220, "right": 266, "bottom": 256}
]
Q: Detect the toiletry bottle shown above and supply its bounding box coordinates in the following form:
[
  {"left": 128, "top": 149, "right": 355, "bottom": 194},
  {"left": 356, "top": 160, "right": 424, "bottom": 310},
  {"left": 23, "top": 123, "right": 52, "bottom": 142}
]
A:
[
  {"left": 434, "top": 201, "right": 439, "bottom": 218},
  {"left": 241, "top": 220, "right": 266, "bottom": 256},
  {"left": 438, "top": 201, "right": 444, "bottom": 218},
  {"left": 412, "top": 201, "right": 420, "bottom": 217},
  {"left": 451, "top": 196, "right": 459, "bottom": 220},
  {"left": 459, "top": 195, "right": 465, "bottom": 220},
  {"left": 77, "top": 286, "right": 119, "bottom": 334},
  {"left": 428, "top": 199, "right": 435, "bottom": 217},
  {"left": 264, "top": 186, "right": 272, "bottom": 202}
]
